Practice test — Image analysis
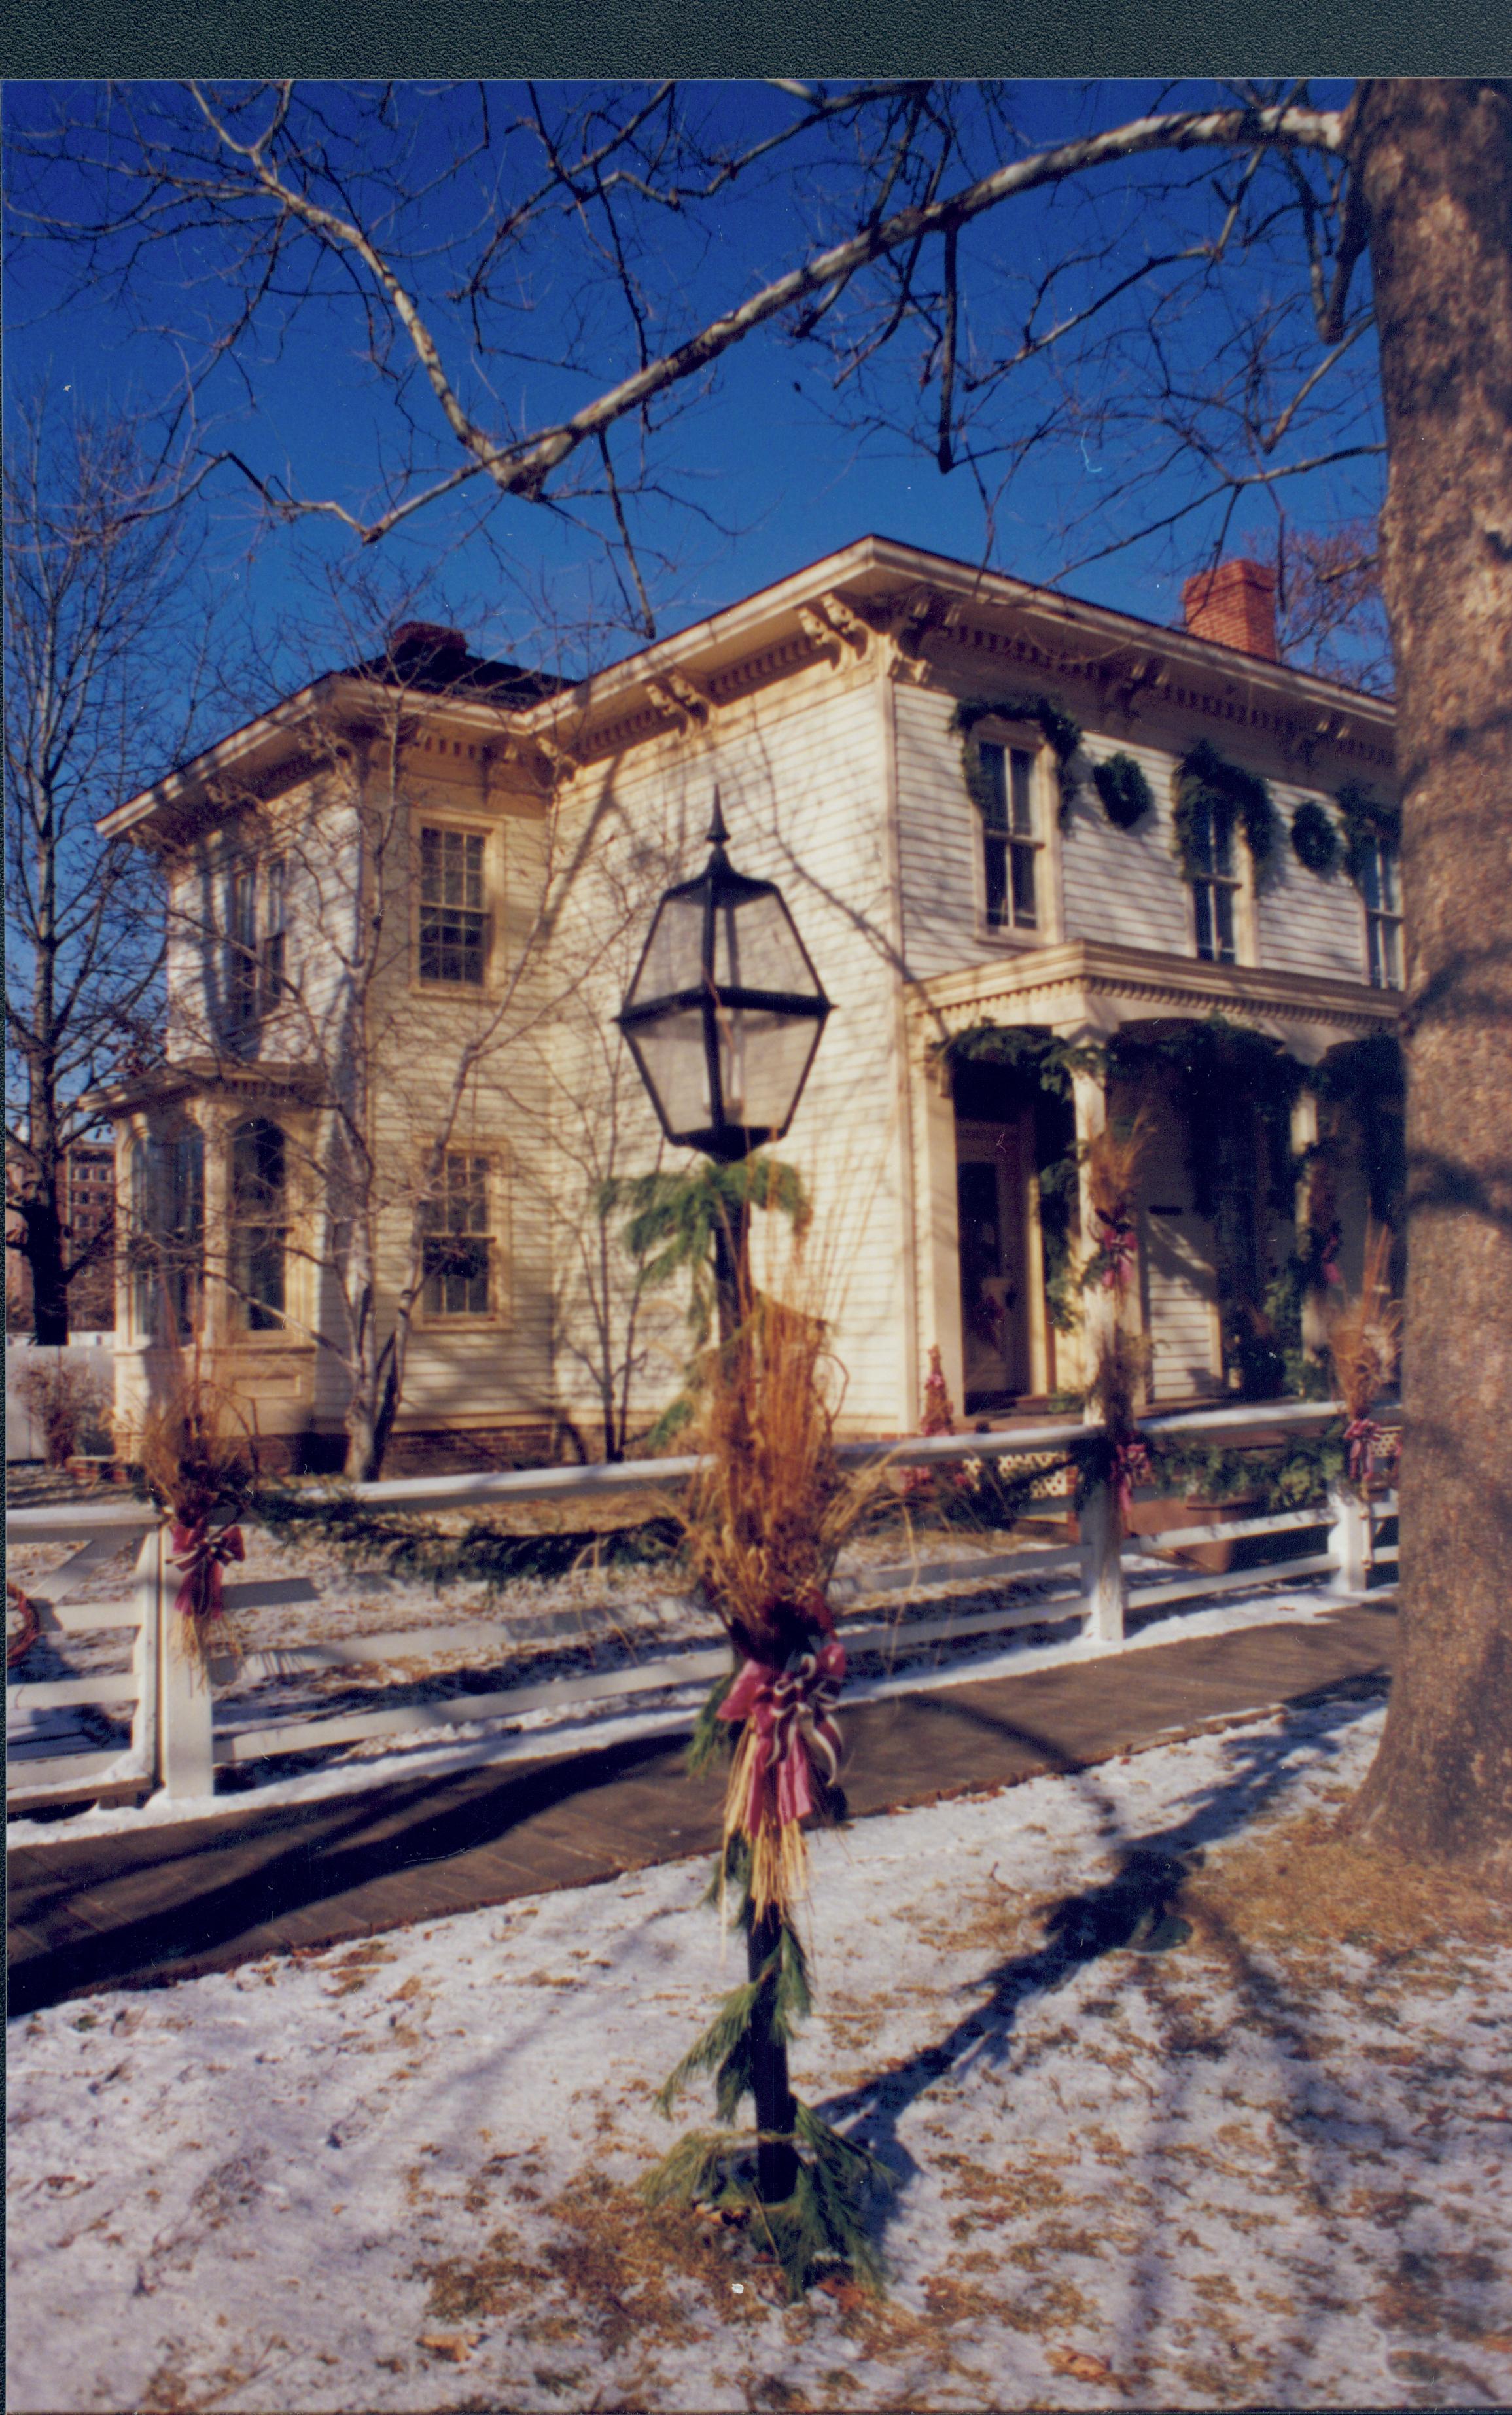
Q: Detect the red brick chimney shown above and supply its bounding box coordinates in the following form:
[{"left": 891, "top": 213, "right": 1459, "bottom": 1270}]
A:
[{"left": 1181, "top": 559, "right": 1278, "bottom": 662}]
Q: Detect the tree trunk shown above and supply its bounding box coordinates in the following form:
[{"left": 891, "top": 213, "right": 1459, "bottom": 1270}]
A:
[{"left": 1343, "top": 81, "right": 1512, "bottom": 1886}]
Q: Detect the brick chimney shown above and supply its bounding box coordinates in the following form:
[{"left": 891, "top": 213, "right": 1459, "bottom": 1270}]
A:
[{"left": 1181, "top": 559, "right": 1278, "bottom": 662}]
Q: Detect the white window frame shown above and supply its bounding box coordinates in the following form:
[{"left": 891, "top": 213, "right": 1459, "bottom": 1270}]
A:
[
  {"left": 976, "top": 741, "right": 1042, "bottom": 936},
  {"left": 1357, "top": 834, "right": 1404, "bottom": 990},
  {"left": 417, "top": 1148, "right": 506, "bottom": 1326},
  {"left": 415, "top": 820, "right": 495, "bottom": 991},
  {"left": 1187, "top": 798, "right": 1241, "bottom": 966}
]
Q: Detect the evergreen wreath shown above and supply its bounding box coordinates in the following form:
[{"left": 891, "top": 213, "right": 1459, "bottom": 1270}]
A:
[
  {"left": 1173, "top": 741, "right": 1279, "bottom": 880},
  {"left": 1091, "top": 751, "right": 1155, "bottom": 831},
  {"left": 952, "top": 694, "right": 1083, "bottom": 828},
  {"left": 1289, "top": 798, "right": 1343, "bottom": 878},
  {"left": 1335, "top": 783, "right": 1403, "bottom": 889}
]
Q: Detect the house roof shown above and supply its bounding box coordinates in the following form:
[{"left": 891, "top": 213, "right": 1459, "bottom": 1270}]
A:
[{"left": 101, "top": 534, "right": 1396, "bottom": 844}]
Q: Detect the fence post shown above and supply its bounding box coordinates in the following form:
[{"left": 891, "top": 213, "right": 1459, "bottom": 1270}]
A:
[
  {"left": 1328, "top": 1483, "right": 1371, "bottom": 1595},
  {"left": 155, "top": 1525, "right": 215, "bottom": 1799},
  {"left": 1081, "top": 1474, "right": 1126, "bottom": 1646},
  {"left": 128, "top": 1526, "right": 161, "bottom": 1787}
]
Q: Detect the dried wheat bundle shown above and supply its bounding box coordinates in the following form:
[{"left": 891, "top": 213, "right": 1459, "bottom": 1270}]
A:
[
  {"left": 675, "top": 1264, "right": 889, "bottom": 1921},
  {"left": 137, "top": 1344, "right": 257, "bottom": 1670},
  {"left": 1085, "top": 1105, "right": 1155, "bottom": 1296},
  {"left": 1327, "top": 1222, "right": 1403, "bottom": 1487}
]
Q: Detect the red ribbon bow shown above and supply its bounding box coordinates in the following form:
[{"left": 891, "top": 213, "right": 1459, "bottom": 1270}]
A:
[
  {"left": 1343, "top": 1417, "right": 1381, "bottom": 1484},
  {"left": 169, "top": 1519, "right": 245, "bottom": 1621},
  {"left": 1095, "top": 1212, "right": 1138, "bottom": 1293},
  {"left": 718, "top": 1638, "right": 847, "bottom": 1832},
  {"left": 1109, "top": 1436, "right": 1152, "bottom": 1519}
]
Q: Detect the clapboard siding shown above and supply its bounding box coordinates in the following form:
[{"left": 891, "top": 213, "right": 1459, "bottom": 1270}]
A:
[{"left": 1259, "top": 783, "right": 1371, "bottom": 979}]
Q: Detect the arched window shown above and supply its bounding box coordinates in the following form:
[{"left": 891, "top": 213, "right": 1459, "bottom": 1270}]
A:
[
  {"left": 166, "top": 1129, "right": 205, "bottom": 1341},
  {"left": 128, "top": 1138, "right": 155, "bottom": 1339},
  {"left": 230, "top": 1119, "right": 287, "bottom": 1331}
]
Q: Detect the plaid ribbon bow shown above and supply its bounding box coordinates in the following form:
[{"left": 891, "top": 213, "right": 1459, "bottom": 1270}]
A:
[
  {"left": 169, "top": 1519, "right": 245, "bottom": 1621},
  {"left": 1095, "top": 1211, "right": 1138, "bottom": 1294},
  {"left": 719, "top": 1638, "right": 847, "bottom": 1832},
  {"left": 1343, "top": 1417, "right": 1381, "bottom": 1484}
]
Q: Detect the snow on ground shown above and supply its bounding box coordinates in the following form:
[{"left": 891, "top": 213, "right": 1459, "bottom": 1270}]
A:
[{"left": 10, "top": 1693, "right": 1512, "bottom": 2414}]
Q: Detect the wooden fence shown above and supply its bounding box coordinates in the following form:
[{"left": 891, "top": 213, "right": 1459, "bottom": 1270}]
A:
[{"left": 7, "top": 1401, "right": 1398, "bottom": 1816}]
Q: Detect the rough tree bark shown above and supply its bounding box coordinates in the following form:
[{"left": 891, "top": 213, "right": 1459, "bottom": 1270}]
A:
[{"left": 1344, "top": 80, "right": 1512, "bottom": 1885}]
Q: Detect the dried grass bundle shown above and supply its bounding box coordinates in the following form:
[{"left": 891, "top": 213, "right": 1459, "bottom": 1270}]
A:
[
  {"left": 1086, "top": 1104, "right": 1155, "bottom": 1230},
  {"left": 1327, "top": 1222, "right": 1402, "bottom": 1424},
  {"left": 137, "top": 1343, "right": 258, "bottom": 1670},
  {"left": 677, "top": 1282, "right": 887, "bottom": 1672}
]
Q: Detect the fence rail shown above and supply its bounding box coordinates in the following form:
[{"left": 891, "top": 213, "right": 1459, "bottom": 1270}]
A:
[{"left": 7, "top": 1401, "right": 1398, "bottom": 1814}]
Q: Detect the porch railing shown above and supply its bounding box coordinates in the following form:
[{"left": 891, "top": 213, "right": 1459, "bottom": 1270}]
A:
[{"left": 7, "top": 1400, "right": 1396, "bottom": 1814}]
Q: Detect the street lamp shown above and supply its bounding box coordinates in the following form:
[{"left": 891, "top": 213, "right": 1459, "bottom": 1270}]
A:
[
  {"left": 617, "top": 794, "right": 832, "bottom": 2210},
  {"left": 617, "top": 793, "right": 831, "bottom": 1163}
]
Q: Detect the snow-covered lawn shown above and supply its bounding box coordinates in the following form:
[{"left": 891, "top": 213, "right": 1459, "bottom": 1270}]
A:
[{"left": 9, "top": 1692, "right": 1511, "bottom": 2414}]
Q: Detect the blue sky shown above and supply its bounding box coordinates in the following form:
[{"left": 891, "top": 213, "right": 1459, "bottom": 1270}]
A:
[{"left": 4, "top": 80, "right": 1380, "bottom": 699}]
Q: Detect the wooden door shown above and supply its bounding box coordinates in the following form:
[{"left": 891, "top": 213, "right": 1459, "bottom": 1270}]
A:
[{"left": 957, "top": 1121, "right": 1031, "bottom": 1400}]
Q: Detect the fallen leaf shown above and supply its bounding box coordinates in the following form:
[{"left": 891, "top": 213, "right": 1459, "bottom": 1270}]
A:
[
  {"left": 1048, "top": 2345, "right": 1125, "bottom": 2388},
  {"left": 419, "top": 2331, "right": 479, "bottom": 2363}
]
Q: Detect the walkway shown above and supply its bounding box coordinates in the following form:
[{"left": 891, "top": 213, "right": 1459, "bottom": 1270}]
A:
[{"left": 7, "top": 1596, "right": 1396, "bottom": 2016}]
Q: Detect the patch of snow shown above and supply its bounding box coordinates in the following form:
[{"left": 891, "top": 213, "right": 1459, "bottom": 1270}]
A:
[{"left": 9, "top": 1695, "right": 1509, "bottom": 2412}]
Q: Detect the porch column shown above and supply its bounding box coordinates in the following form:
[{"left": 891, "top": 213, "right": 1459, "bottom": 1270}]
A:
[
  {"left": 1064, "top": 1055, "right": 1110, "bottom": 1400},
  {"left": 914, "top": 1039, "right": 965, "bottom": 1422},
  {"left": 1290, "top": 1088, "right": 1331, "bottom": 1366}
]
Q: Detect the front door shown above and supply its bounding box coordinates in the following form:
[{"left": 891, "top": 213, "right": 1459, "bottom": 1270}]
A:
[{"left": 957, "top": 1122, "right": 1031, "bottom": 1403}]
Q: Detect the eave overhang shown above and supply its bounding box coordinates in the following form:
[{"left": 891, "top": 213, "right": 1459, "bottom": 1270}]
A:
[
  {"left": 82, "top": 1058, "right": 328, "bottom": 1118},
  {"left": 916, "top": 940, "right": 1405, "bottom": 1063}
]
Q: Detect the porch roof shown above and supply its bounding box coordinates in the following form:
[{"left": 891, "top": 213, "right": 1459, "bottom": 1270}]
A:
[{"left": 915, "top": 939, "right": 1404, "bottom": 1064}]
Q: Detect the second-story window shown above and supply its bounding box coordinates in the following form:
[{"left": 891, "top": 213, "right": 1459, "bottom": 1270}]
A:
[
  {"left": 226, "top": 865, "right": 259, "bottom": 1031},
  {"left": 1188, "top": 800, "right": 1239, "bottom": 964},
  {"left": 259, "top": 855, "right": 287, "bottom": 1011},
  {"left": 979, "top": 744, "right": 1038, "bottom": 931},
  {"left": 419, "top": 826, "right": 487, "bottom": 985},
  {"left": 1357, "top": 835, "right": 1403, "bottom": 989},
  {"left": 421, "top": 1152, "right": 492, "bottom": 1315}
]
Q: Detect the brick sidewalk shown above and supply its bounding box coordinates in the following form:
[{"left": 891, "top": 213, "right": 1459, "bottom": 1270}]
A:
[{"left": 7, "top": 1597, "right": 1396, "bottom": 2017}]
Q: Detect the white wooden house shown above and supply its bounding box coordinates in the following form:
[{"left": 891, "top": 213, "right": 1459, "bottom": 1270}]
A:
[{"left": 95, "top": 538, "right": 1404, "bottom": 1468}]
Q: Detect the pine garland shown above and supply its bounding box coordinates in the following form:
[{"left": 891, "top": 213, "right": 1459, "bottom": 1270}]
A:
[
  {"left": 645, "top": 1841, "right": 892, "bottom": 2299},
  {"left": 1335, "top": 782, "right": 1403, "bottom": 889},
  {"left": 952, "top": 694, "right": 1083, "bottom": 827},
  {"left": 1173, "top": 741, "right": 1279, "bottom": 879}
]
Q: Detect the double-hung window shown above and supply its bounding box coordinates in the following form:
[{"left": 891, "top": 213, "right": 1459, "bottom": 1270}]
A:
[
  {"left": 259, "top": 855, "right": 287, "bottom": 1010},
  {"left": 979, "top": 743, "right": 1039, "bottom": 932},
  {"left": 226, "top": 866, "right": 259, "bottom": 1032},
  {"left": 419, "top": 826, "right": 487, "bottom": 986},
  {"left": 1188, "top": 800, "right": 1239, "bottom": 964},
  {"left": 1357, "top": 836, "right": 1403, "bottom": 989},
  {"left": 422, "top": 1154, "right": 493, "bottom": 1316},
  {"left": 230, "top": 1119, "right": 289, "bottom": 1331}
]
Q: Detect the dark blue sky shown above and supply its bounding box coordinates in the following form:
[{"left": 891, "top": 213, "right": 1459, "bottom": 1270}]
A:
[{"left": 5, "top": 80, "right": 1379, "bottom": 698}]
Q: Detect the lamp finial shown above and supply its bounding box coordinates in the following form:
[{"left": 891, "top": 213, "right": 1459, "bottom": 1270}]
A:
[{"left": 706, "top": 790, "right": 730, "bottom": 851}]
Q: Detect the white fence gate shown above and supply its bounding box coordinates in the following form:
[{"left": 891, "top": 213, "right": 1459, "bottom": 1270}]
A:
[{"left": 7, "top": 1401, "right": 1397, "bottom": 1815}]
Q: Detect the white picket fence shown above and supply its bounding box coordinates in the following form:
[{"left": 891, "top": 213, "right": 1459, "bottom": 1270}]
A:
[{"left": 6, "top": 1401, "right": 1398, "bottom": 1815}]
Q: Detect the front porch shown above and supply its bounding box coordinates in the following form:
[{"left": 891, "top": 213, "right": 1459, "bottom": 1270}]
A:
[{"left": 911, "top": 941, "right": 1403, "bottom": 1420}]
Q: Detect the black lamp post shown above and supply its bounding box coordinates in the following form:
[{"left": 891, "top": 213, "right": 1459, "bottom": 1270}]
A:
[
  {"left": 618, "top": 795, "right": 832, "bottom": 2208},
  {"left": 617, "top": 793, "right": 831, "bottom": 1337}
]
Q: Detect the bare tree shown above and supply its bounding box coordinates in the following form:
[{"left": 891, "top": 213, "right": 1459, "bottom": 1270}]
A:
[
  {"left": 13, "top": 80, "right": 1510, "bottom": 1871},
  {"left": 4, "top": 390, "right": 211, "bottom": 1343}
]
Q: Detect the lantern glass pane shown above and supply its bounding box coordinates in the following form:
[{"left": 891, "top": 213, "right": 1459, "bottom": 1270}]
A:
[
  {"left": 624, "top": 1008, "right": 714, "bottom": 1138},
  {"left": 717, "top": 1006, "right": 824, "bottom": 1132},
  {"left": 625, "top": 893, "right": 706, "bottom": 1010},
  {"left": 712, "top": 890, "right": 815, "bottom": 998}
]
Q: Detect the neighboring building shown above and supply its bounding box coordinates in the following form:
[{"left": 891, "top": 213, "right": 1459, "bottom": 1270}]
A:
[
  {"left": 6, "top": 1139, "right": 118, "bottom": 1335},
  {"left": 92, "top": 542, "right": 1403, "bottom": 1468}
]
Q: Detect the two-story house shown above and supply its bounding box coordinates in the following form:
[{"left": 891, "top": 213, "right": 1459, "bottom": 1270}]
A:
[{"left": 95, "top": 538, "right": 1403, "bottom": 1469}]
